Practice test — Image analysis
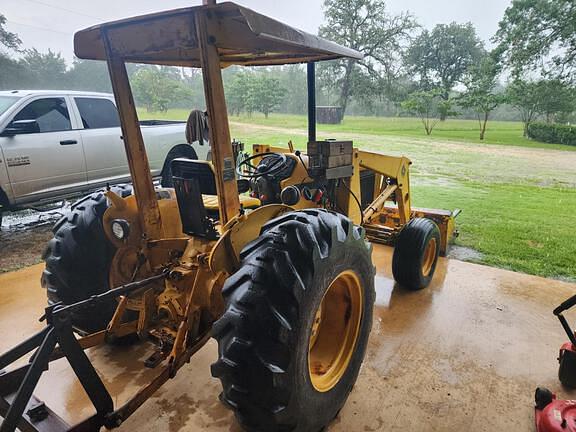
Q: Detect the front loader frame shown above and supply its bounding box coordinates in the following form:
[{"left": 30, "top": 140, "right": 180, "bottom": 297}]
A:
[{"left": 252, "top": 145, "right": 458, "bottom": 256}]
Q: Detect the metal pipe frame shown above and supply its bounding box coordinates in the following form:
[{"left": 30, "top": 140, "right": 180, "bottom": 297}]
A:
[
  {"left": 0, "top": 273, "right": 194, "bottom": 432},
  {"left": 307, "top": 62, "right": 316, "bottom": 143}
]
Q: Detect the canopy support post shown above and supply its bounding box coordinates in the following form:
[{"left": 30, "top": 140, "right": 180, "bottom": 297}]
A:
[
  {"left": 102, "top": 29, "right": 163, "bottom": 240},
  {"left": 307, "top": 62, "right": 316, "bottom": 143},
  {"left": 196, "top": 10, "right": 240, "bottom": 224}
]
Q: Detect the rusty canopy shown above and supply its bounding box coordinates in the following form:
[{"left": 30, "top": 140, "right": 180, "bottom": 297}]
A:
[{"left": 74, "top": 2, "right": 362, "bottom": 67}]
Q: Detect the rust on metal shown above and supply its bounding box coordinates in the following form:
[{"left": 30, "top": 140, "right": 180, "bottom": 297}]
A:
[{"left": 74, "top": 3, "right": 362, "bottom": 67}]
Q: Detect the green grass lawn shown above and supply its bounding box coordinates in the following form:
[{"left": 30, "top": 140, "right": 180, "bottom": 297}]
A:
[
  {"left": 140, "top": 109, "right": 576, "bottom": 152},
  {"left": 140, "top": 109, "right": 576, "bottom": 280}
]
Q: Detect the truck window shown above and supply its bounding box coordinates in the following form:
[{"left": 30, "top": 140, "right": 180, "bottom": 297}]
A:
[
  {"left": 13, "top": 98, "right": 71, "bottom": 133},
  {"left": 0, "top": 96, "right": 20, "bottom": 116},
  {"left": 75, "top": 98, "right": 120, "bottom": 129}
]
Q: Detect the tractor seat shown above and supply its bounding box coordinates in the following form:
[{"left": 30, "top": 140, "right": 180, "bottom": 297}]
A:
[
  {"left": 171, "top": 158, "right": 260, "bottom": 239},
  {"left": 202, "top": 194, "right": 260, "bottom": 210}
]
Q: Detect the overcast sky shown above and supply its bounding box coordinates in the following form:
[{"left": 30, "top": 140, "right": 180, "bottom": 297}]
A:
[{"left": 2, "top": 0, "right": 511, "bottom": 64}]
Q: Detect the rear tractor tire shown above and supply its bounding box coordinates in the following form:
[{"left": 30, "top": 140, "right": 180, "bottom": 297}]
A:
[
  {"left": 211, "top": 209, "right": 375, "bottom": 432},
  {"left": 392, "top": 217, "right": 441, "bottom": 290},
  {"left": 41, "top": 185, "right": 132, "bottom": 334}
]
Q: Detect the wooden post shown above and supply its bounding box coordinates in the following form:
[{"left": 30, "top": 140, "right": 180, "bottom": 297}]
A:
[
  {"left": 195, "top": 10, "right": 240, "bottom": 224},
  {"left": 102, "top": 30, "right": 163, "bottom": 240}
]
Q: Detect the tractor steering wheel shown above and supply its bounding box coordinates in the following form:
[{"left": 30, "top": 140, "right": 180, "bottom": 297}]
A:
[{"left": 236, "top": 152, "right": 288, "bottom": 179}]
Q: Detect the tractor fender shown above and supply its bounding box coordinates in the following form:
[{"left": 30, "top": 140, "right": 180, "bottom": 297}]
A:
[{"left": 209, "top": 204, "right": 293, "bottom": 274}]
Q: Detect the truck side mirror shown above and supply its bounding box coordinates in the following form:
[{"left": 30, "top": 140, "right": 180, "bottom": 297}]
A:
[{"left": 1, "top": 119, "right": 39, "bottom": 136}]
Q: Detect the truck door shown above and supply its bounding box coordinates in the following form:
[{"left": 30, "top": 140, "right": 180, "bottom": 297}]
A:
[
  {"left": 73, "top": 97, "right": 128, "bottom": 187},
  {"left": 0, "top": 96, "right": 87, "bottom": 205}
]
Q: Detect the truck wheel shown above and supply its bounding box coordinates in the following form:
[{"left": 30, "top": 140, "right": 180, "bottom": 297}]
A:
[
  {"left": 392, "top": 217, "right": 441, "bottom": 290},
  {"left": 212, "top": 209, "right": 375, "bottom": 432},
  {"left": 160, "top": 144, "right": 198, "bottom": 187},
  {"left": 41, "top": 185, "right": 132, "bottom": 334},
  {"left": 0, "top": 187, "right": 8, "bottom": 230}
]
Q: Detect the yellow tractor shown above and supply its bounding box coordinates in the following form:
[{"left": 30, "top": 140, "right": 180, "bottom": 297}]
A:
[{"left": 0, "top": 2, "right": 457, "bottom": 431}]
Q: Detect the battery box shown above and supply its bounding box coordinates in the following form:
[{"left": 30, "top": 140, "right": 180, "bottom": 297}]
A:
[{"left": 307, "top": 140, "right": 353, "bottom": 179}]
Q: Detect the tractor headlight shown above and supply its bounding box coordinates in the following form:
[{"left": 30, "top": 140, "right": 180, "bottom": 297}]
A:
[{"left": 111, "top": 219, "right": 130, "bottom": 240}]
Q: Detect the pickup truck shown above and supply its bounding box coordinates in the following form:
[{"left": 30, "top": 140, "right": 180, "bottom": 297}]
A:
[{"left": 0, "top": 90, "right": 208, "bottom": 224}]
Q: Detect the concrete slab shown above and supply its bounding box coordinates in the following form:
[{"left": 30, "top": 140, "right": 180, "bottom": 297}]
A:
[{"left": 1, "top": 245, "right": 575, "bottom": 431}]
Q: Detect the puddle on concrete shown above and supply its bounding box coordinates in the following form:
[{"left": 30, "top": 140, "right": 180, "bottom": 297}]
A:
[{"left": 374, "top": 274, "right": 395, "bottom": 308}]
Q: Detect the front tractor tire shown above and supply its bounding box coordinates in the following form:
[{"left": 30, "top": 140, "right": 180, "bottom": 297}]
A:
[
  {"left": 41, "top": 185, "right": 132, "bottom": 333},
  {"left": 392, "top": 217, "right": 441, "bottom": 290},
  {"left": 211, "top": 209, "right": 375, "bottom": 432}
]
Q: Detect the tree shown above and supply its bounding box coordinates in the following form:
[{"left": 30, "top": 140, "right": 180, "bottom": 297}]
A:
[
  {"left": 537, "top": 80, "right": 576, "bottom": 123},
  {"left": 494, "top": 0, "right": 576, "bottom": 80},
  {"left": 401, "top": 89, "right": 456, "bottom": 135},
  {"left": 406, "top": 22, "right": 485, "bottom": 118},
  {"left": 0, "top": 14, "right": 27, "bottom": 90},
  {"left": 226, "top": 72, "right": 253, "bottom": 116},
  {"left": 225, "top": 73, "right": 286, "bottom": 118},
  {"left": 66, "top": 59, "right": 112, "bottom": 92},
  {"left": 19, "top": 48, "right": 67, "bottom": 89},
  {"left": 459, "top": 56, "right": 505, "bottom": 140},
  {"left": 0, "top": 14, "right": 20, "bottom": 52},
  {"left": 277, "top": 65, "right": 307, "bottom": 115},
  {"left": 252, "top": 76, "right": 286, "bottom": 118},
  {"left": 318, "top": 0, "right": 418, "bottom": 114},
  {"left": 505, "top": 80, "right": 545, "bottom": 137},
  {"left": 131, "top": 67, "right": 190, "bottom": 112}
]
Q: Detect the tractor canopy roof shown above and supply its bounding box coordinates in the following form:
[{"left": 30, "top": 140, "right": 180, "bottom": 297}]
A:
[{"left": 74, "top": 1, "right": 362, "bottom": 67}]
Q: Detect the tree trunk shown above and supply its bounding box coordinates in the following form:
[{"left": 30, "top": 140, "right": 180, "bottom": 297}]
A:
[
  {"left": 521, "top": 110, "right": 530, "bottom": 137},
  {"left": 424, "top": 118, "right": 432, "bottom": 135},
  {"left": 439, "top": 90, "right": 449, "bottom": 121},
  {"left": 338, "top": 60, "right": 354, "bottom": 116},
  {"left": 480, "top": 112, "right": 489, "bottom": 140}
]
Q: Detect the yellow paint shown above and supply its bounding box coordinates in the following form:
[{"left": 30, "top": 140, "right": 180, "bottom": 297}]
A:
[
  {"left": 422, "top": 237, "right": 437, "bottom": 277},
  {"left": 308, "top": 270, "right": 363, "bottom": 392}
]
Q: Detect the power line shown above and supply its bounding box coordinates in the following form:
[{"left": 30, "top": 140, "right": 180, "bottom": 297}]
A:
[
  {"left": 6, "top": 19, "right": 72, "bottom": 36},
  {"left": 20, "top": 0, "right": 104, "bottom": 21}
]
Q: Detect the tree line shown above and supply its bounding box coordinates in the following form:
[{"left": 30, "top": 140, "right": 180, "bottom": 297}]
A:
[
  {"left": 319, "top": 0, "right": 576, "bottom": 138},
  {"left": 0, "top": 0, "right": 575, "bottom": 140}
]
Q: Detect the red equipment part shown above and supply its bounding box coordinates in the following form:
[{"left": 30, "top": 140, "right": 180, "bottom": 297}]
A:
[
  {"left": 535, "top": 388, "right": 576, "bottom": 432},
  {"left": 560, "top": 342, "right": 574, "bottom": 355}
]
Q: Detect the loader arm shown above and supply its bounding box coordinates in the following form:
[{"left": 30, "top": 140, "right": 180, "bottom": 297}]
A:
[{"left": 357, "top": 150, "right": 412, "bottom": 225}]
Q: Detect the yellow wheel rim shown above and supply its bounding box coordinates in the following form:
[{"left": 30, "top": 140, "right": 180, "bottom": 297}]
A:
[
  {"left": 308, "top": 270, "right": 363, "bottom": 392},
  {"left": 421, "top": 237, "right": 437, "bottom": 277}
]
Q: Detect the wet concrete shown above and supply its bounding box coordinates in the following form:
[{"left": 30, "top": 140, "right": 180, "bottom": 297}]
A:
[{"left": 1, "top": 245, "right": 575, "bottom": 431}]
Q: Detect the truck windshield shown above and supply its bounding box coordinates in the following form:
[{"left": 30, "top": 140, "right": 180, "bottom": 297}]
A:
[{"left": 0, "top": 96, "right": 20, "bottom": 116}]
